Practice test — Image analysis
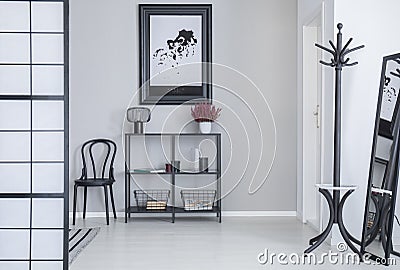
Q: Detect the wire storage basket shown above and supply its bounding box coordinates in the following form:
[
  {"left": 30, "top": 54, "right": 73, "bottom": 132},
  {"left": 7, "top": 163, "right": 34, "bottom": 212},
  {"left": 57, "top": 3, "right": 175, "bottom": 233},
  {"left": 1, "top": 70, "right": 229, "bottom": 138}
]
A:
[
  {"left": 181, "top": 190, "right": 216, "bottom": 211},
  {"left": 134, "top": 189, "right": 170, "bottom": 210}
]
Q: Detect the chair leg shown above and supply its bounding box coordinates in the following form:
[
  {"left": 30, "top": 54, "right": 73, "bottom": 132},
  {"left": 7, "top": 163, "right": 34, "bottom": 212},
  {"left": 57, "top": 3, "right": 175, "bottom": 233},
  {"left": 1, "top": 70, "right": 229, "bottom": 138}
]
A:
[
  {"left": 109, "top": 185, "right": 117, "bottom": 219},
  {"left": 103, "top": 185, "right": 109, "bottom": 225},
  {"left": 83, "top": 186, "right": 88, "bottom": 219},
  {"left": 73, "top": 185, "right": 78, "bottom": 225}
]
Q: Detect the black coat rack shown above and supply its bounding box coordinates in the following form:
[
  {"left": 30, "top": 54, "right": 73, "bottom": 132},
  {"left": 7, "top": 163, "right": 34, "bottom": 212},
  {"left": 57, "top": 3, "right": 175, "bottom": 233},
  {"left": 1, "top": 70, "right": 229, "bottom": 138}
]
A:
[{"left": 305, "top": 23, "right": 364, "bottom": 255}]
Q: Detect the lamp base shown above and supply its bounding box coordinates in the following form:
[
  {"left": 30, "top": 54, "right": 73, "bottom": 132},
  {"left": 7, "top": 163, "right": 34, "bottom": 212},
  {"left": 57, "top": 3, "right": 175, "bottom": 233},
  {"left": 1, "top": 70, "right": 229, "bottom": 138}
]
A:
[{"left": 134, "top": 122, "right": 144, "bottom": 134}]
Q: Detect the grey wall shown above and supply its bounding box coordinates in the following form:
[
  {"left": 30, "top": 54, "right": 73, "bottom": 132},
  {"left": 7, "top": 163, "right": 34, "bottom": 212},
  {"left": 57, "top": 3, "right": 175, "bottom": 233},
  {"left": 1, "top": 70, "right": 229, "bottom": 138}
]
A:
[{"left": 69, "top": 0, "right": 297, "bottom": 212}]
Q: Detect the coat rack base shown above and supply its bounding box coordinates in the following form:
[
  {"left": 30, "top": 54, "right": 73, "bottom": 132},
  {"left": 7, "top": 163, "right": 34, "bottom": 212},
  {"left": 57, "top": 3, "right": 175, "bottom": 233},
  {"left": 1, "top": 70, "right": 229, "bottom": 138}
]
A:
[{"left": 305, "top": 185, "right": 362, "bottom": 258}]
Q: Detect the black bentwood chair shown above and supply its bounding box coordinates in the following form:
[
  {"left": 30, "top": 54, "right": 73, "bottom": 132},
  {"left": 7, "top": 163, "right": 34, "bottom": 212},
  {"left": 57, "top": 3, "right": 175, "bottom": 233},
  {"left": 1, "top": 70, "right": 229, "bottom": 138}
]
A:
[{"left": 72, "top": 139, "right": 117, "bottom": 225}]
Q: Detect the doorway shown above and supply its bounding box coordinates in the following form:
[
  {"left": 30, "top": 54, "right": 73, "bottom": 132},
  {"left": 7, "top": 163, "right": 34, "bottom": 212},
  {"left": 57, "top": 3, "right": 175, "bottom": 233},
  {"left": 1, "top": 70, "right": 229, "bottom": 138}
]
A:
[{"left": 302, "top": 8, "right": 324, "bottom": 232}]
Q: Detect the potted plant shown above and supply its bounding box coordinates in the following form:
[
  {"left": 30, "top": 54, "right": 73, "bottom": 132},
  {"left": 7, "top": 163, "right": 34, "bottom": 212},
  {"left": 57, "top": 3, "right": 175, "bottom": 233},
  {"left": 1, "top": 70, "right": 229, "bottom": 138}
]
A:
[{"left": 191, "top": 102, "right": 222, "bottom": 133}]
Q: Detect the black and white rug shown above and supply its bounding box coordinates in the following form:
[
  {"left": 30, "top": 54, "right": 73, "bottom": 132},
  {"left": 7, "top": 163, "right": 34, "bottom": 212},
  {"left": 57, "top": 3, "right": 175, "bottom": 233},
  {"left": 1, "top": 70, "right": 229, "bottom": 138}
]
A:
[{"left": 69, "top": 227, "right": 100, "bottom": 265}]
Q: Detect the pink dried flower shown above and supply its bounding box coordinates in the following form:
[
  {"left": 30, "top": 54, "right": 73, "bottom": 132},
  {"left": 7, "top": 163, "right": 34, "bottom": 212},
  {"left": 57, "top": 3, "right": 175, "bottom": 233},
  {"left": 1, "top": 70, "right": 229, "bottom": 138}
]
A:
[{"left": 191, "top": 102, "right": 222, "bottom": 122}]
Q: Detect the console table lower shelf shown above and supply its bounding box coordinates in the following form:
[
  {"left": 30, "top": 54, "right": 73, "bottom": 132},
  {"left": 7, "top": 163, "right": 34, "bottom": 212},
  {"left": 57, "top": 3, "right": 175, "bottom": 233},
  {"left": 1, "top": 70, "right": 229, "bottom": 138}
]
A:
[{"left": 126, "top": 206, "right": 221, "bottom": 223}]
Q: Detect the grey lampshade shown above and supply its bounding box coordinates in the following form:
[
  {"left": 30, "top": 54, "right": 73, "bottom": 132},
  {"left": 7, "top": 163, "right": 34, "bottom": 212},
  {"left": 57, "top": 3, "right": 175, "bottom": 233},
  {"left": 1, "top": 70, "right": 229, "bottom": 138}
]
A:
[{"left": 127, "top": 107, "right": 151, "bottom": 123}]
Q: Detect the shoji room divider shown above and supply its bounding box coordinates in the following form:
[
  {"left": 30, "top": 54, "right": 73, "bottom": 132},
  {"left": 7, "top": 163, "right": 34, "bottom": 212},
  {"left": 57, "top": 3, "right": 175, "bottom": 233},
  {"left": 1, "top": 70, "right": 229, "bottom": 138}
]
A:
[{"left": 0, "top": 1, "right": 69, "bottom": 269}]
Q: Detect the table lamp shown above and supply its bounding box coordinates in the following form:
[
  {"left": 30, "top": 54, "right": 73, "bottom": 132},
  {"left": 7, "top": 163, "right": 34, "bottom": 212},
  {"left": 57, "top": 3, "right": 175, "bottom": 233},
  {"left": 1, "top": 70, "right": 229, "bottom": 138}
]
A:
[{"left": 127, "top": 107, "right": 151, "bottom": 133}]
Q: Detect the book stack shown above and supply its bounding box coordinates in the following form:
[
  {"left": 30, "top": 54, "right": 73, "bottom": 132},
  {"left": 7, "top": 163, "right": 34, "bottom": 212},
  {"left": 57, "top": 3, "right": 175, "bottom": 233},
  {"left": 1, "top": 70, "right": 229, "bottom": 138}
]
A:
[{"left": 146, "top": 201, "right": 167, "bottom": 210}]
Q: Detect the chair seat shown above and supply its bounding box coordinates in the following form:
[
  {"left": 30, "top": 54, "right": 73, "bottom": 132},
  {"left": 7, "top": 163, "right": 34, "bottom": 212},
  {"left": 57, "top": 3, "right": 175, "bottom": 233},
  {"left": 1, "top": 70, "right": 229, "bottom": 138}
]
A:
[{"left": 74, "top": 178, "right": 115, "bottom": 186}]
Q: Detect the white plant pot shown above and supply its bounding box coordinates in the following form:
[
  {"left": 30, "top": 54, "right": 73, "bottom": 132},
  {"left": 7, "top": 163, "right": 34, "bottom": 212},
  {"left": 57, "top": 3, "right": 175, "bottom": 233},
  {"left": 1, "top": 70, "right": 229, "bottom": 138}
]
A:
[{"left": 199, "top": 121, "right": 212, "bottom": 134}]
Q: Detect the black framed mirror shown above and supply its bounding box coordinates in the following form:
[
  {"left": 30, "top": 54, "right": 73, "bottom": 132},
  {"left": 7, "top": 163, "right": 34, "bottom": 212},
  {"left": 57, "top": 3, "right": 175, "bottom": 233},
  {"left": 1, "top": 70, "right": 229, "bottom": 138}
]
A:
[{"left": 361, "top": 53, "right": 400, "bottom": 263}]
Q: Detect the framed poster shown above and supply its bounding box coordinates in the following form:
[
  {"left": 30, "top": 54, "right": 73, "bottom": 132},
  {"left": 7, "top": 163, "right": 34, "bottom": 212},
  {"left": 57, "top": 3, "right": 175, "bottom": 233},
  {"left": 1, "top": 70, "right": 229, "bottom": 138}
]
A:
[{"left": 139, "top": 4, "right": 212, "bottom": 104}]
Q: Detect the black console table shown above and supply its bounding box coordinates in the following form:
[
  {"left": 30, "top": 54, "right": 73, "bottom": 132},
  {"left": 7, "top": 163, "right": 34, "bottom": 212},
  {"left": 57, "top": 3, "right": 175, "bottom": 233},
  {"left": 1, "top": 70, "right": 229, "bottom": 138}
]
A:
[{"left": 124, "top": 133, "right": 222, "bottom": 223}]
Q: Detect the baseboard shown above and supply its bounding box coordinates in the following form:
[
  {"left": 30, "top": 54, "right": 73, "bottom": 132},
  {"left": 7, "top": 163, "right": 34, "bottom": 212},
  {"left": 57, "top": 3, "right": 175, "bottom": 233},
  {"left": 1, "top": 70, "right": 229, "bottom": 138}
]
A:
[
  {"left": 70, "top": 211, "right": 297, "bottom": 218},
  {"left": 222, "top": 211, "right": 296, "bottom": 216}
]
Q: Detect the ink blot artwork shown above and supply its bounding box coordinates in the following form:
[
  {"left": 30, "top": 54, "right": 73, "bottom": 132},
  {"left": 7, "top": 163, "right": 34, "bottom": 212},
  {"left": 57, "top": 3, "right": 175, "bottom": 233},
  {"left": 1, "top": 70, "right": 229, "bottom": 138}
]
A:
[
  {"left": 384, "top": 76, "right": 397, "bottom": 103},
  {"left": 390, "top": 69, "right": 400, "bottom": 79},
  {"left": 381, "top": 61, "right": 400, "bottom": 122},
  {"left": 153, "top": 29, "right": 198, "bottom": 69}
]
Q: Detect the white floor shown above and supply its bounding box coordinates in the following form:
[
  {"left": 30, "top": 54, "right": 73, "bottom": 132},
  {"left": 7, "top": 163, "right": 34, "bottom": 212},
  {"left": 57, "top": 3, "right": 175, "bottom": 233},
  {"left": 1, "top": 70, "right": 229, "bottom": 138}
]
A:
[{"left": 70, "top": 216, "right": 399, "bottom": 269}]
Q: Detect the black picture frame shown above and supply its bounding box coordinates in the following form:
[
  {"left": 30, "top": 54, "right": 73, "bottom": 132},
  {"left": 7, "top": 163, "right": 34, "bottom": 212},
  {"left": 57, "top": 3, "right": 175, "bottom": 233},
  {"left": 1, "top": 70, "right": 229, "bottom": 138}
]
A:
[{"left": 139, "top": 4, "right": 212, "bottom": 105}]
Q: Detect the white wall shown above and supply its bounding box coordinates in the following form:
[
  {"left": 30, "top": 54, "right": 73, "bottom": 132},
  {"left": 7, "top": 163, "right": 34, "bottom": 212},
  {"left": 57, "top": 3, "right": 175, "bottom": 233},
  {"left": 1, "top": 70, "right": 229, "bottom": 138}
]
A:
[
  {"left": 297, "top": 0, "right": 335, "bottom": 219},
  {"left": 69, "top": 0, "right": 297, "bottom": 212},
  {"left": 335, "top": 0, "right": 400, "bottom": 240}
]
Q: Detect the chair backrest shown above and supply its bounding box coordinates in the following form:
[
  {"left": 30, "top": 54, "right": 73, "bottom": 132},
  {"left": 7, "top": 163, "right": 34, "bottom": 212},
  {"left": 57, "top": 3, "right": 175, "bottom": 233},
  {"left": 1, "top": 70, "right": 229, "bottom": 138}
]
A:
[{"left": 80, "top": 139, "right": 117, "bottom": 180}]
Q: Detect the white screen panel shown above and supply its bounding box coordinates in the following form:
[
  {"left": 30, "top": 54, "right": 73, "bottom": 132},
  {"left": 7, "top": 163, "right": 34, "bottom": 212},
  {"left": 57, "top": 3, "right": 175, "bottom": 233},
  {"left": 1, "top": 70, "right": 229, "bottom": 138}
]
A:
[
  {"left": 0, "top": 1, "right": 30, "bottom": 32},
  {"left": 0, "top": 164, "right": 30, "bottom": 193},
  {"left": 32, "top": 66, "right": 63, "bottom": 95},
  {"left": 31, "top": 230, "right": 63, "bottom": 259},
  {"left": 33, "top": 132, "right": 63, "bottom": 161},
  {"left": 0, "top": 101, "right": 30, "bottom": 130},
  {"left": 32, "top": 163, "right": 63, "bottom": 193},
  {"left": 31, "top": 2, "right": 63, "bottom": 32},
  {"left": 32, "top": 198, "right": 63, "bottom": 228},
  {"left": 31, "top": 262, "right": 63, "bottom": 270},
  {"left": 0, "top": 262, "right": 29, "bottom": 270},
  {"left": 0, "top": 199, "right": 30, "bottom": 228},
  {"left": 33, "top": 101, "right": 64, "bottom": 130},
  {"left": 0, "top": 132, "right": 30, "bottom": 161},
  {"left": 0, "top": 230, "right": 30, "bottom": 259},
  {"left": 0, "top": 34, "right": 30, "bottom": 63},
  {"left": 32, "top": 34, "right": 63, "bottom": 64},
  {"left": 0, "top": 65, "right": 30, "bottom": 95},
  {"left": 0, "top": 0, "right": 67, "bottom": 268}
]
